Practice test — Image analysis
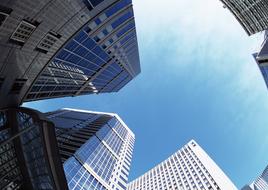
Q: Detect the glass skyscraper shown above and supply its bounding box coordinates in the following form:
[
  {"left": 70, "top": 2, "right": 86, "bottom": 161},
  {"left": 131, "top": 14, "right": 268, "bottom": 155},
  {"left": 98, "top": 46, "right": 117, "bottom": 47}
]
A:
[
  {"left": 0, "top": 0, "right": 140, "bottom": 108},
  {"left": 241, "top": 165, "right": 268, "bottom": 190},
  {"left": 254, "top": 31, "right": 268, "bottom": 89},
  {"left": 0, "top": 107, "right": 135, "bottom": 189},
  {"left": 46, "top": 108, "right": 135, "bottom": 190},
  {"left": 219, "top": 0, "right": 268, "bottom": 35},
  {"left": 0, "top": 107, "right": 67, "bottom": 190},
  {"left": 127, "top": 140, "right": 237, "bottom": 190}
]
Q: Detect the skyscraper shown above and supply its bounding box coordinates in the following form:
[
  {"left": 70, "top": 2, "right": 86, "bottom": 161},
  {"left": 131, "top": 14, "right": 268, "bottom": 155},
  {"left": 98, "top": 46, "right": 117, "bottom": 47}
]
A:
[
  {"left": 0, "top": 107, "right": 68, "bottom": 190},
  {"left": 241, "top": 165, "right": 268, "bottom": 190},
  {"left": 253, "top": 165, "right": 268, "bottom": 190},
  {"left": 254, "top": 31, "right": 268, "bottom": 89},
  {"left": 219, "top": 0, "right": 268, "bottom": 35},
  {"left": 127, "top": 140, "right": 237, "bottom": 190},
  {"left": 46, "top": 108, "right": 135, "bottom": 190},
  {"left": 0, "top": 107, "right": 135, "bottom": 189},
  {"left": 0, "top": 0, "right": 140, "bottom": 108}
]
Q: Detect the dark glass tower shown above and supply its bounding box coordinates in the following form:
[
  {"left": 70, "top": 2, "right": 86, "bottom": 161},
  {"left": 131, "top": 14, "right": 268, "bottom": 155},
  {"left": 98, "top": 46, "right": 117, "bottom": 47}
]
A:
[
  {"left": 0, "top": 108, "right": 135, "bottom": 190},
  {"left": 220, "top": 0, "right": 268, "bottom": 35},
  {"left": 0, "top": 0, "right": 140, "bottom": 108},
  {"left": 0, "top": 107, "right": 67, "bottom": 190}
]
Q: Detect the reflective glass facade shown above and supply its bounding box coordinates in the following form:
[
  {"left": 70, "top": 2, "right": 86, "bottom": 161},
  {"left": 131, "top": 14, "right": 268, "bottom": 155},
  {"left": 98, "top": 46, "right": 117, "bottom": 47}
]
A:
[
  {"left": 254, "top": 32, "right": 268, "bottom": 90},
  {"left": 220, "top": 0, "right": 268, "bottom": 35},
  {"left": 254, "top": 166, "right": 268, "bottom": 190},
  {"left": 258, "top": 64, "right": 268, "bottom": 89},
  {"left": 46, "top": 108, "right": 135, "bottom": 190},
  {"left": 128, "top": 140, "right": 237, "bottom": 190},
  {"left": 0, "top": 108, "right": 67, "bottom": 190},
  {"left": 0, "top": 111, "right": 23, "bottom": 190},
  {"left": 25, "top": 0, "right": 140, "bottom": 102},
  {"left": 241, "top": 166, "right": 268, "bottom": 190}
]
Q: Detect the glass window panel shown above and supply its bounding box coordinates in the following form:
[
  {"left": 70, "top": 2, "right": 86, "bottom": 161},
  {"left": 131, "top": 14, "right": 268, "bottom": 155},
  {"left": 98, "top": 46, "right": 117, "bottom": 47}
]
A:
[
  {"left": 111, "top": 11, "right": 133, "bottom": 29},
  {"left": 105, "top": 0, "right": 132, "bottom": 17}
]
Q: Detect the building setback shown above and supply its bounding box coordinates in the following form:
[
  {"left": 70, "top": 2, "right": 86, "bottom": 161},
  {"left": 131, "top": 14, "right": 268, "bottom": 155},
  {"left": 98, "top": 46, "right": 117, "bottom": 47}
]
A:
[
  {"left": 220, "top": 0, "right": 268, "bottom": 35},
  {"left": 46, "top": 108, "right": 135, "bottom": 190},
  {"left": 127, "top": 140, "right": 237, "bottom": 190},
  {"left": 241, "top": 165, "right": 268, "bottom": 190},
  {"left": 0, "top": 0, "right": 140, "bottom": 108}
]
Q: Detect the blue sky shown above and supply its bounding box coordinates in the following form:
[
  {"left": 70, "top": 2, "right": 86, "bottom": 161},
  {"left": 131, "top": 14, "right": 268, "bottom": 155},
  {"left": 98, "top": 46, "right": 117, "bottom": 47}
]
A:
[{"left": 24, "top": 0, "right": 268, "bottom": 188}]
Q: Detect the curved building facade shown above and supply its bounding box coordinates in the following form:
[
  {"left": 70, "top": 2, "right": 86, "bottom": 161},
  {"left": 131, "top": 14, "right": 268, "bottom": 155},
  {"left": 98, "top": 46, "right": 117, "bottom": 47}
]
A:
[
  {"left": 0, "top": 0, "right": 140, "bottom": 108},
  {"left": 220, "top": 0, "right": 268, "bottom": 35}
]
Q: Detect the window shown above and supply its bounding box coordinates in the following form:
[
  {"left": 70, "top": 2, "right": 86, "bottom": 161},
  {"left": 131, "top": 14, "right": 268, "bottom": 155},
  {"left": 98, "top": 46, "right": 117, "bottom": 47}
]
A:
[
  {"left": 111, "top": 11, "right": 133, "bottom": 29},
  {"left": 83, "top": 0, "right": 93, "bottom": 11},
  {"left": 0, "top": 12, "right": 8, "bottom": 26},
  {"left": 9, "top": 79, "right": 27, "bottom": 94},
  {"left": 118, "top": 181, "right": 126, "bottom": 189},
  {"left": 10, "top": 20, "right": 38, "bottom": 44},
  {"left": 36, "top": 32, "right": 61, "bottom": 53},
  {"left": 88, "top": 21, "right": 97, "bottom": 31},
  {"left": 102, "top": 44, "right": 107, "bottom": 49},
  {"left": 0, "top": 78, "right": 4, "bottom": 89},
  {"left": 94, "top": 36, "right": 100, "bottom": 42},
  {"left": 105, "top": 0, "right": 132, "bottom": 17},
  {"left": 102, "top": 29, "right": 108, "bottom": 36},
  {"left": 89, "top": 0, "right": 105, "bottom": 7},
  {"left": 0, "top": 5, "right": 12, "bottom": 27},
  {"left": 99, "top": 13, "right": 107, "bottom": 22}
]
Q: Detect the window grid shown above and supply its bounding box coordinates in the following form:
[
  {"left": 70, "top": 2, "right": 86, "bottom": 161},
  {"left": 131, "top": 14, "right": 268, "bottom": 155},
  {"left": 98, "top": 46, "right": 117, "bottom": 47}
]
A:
[{"left": 127, "top": 141, "right": 225, "bottom": 190}]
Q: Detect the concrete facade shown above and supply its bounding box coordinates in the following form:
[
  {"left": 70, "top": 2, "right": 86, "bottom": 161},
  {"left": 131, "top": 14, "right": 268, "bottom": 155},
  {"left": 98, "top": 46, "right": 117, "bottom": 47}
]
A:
[{"left": 127, "top": 140, "right": 237, "bottom": 190}]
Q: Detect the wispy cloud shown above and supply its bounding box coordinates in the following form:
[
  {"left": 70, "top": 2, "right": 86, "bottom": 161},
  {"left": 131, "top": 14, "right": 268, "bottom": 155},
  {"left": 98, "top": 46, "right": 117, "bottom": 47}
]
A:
[
  {"left": 134, "top": 0, "right": 265, "bottom": 97},
  {"left": 133, "top": 0, "right": 268, "bottom": 186}
]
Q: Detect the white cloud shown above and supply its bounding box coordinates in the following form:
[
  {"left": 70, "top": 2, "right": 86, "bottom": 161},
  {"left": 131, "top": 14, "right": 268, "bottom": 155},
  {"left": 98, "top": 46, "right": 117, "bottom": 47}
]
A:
[{"left": 133, "top": 0, "right": 265, "bottom": 92}]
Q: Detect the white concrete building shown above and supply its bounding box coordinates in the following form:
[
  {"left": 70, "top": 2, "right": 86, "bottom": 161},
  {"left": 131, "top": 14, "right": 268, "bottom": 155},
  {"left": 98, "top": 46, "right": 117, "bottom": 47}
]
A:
[{"left": 127, "top": 140, "right": 237, "bottom": 190}]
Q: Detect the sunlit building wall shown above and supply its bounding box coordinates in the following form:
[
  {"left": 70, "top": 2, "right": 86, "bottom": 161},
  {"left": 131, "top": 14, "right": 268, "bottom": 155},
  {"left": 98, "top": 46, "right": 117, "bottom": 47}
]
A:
[
  {"left": 46, "top": 108, "right": 135, "bottom": 190},
  {"left": 127, "top": 140, "right": 237, "bottom": 190}
]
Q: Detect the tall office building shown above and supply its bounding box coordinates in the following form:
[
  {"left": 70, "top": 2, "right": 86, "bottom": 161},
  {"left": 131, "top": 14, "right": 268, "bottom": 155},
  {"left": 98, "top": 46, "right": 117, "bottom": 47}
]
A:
[
  {"left": 254, "top": 166, "right": 268, "bottom": 190},
  {"left": 0, "top": 107, "right": 135, "bottom": 189},
  {"left": 0, "top": 0, "right": 140, "bottom": 108},
  {"left": 0, "top": 107, "right": 68, "bottom": 190},
  {"left": 220, "top": 0, "right": 268, "bottom": 35},
  {"left": 46, "top": 108, "right": 135, "bottom": 190},
  {"left": 127, "top": 140, "right": 237, "bottom": 190},
  {"left": 254, "top": 31, "right": 268, "bottom": 89},
  {"left": 241, "top": 165, "right": 268, "bottom": 190}
]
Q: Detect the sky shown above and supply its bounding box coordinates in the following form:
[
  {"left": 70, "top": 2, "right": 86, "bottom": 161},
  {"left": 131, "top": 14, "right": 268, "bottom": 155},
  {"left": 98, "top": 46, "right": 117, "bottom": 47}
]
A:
[{"left": 24, "top": 0, "right": 268, "bottom": 188}]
